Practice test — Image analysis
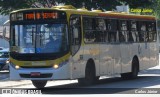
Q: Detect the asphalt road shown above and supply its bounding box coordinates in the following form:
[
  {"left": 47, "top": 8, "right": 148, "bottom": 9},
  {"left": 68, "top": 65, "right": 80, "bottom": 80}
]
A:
[{"left": 0, "top": 65, "right": 160, "bottom": 94}]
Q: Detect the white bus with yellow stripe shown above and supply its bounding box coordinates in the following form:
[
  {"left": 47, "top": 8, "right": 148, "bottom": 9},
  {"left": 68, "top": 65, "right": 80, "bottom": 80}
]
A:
[{"left": 9, "top": 5, "right": 159, "bottom": 88}]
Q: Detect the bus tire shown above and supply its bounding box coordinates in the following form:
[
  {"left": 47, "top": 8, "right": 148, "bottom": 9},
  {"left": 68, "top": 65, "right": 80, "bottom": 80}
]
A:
[
  {"left": 121, "top": 57, "right": 139, "bottom": 79},
  {"left": 78, "top": 60, "right": 97, "bottom": 86},
  {"left": 31, "top": 80, "right": 47, "bottom": 89}
]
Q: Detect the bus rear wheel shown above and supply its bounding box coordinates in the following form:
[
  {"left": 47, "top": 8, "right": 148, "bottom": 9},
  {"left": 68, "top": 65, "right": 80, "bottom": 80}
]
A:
[
  {"left": 31, "top": 80, "right": 47, "bottom": 88},
  {"left": 121, "top": 58, "right": 139, "bottom": 79}
]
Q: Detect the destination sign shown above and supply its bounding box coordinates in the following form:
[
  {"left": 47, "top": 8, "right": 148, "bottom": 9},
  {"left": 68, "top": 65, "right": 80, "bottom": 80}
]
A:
[
  {"left": 11, "top": 11, "right": 66, "bottom": 21},
  {"left": 25, "top": 12, "right": 58, "bottom": 20}
]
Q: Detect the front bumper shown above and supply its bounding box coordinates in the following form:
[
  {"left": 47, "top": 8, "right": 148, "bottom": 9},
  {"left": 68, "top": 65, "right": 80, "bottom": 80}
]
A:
[{"left": 9, "top": 63, "right": 71, "bottom": 80}]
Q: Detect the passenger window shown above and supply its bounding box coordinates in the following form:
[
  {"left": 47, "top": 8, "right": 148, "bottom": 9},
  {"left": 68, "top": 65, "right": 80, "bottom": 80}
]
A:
[
  {"left": 107, "top": 19, "right": 118, "bottom": 43},
  {"left": 147, "top": 22, "right": 156, "bottom": 42},
  {"left": 119, "top": 20, "right": 128, "bottom": 42},
  {"left": 139, "top": 22, "right": 147, "bottom": 42},
  {"left": 129, "top": 21, "right": 139, "bottom": 42},
  {"left": 95, "top": 18, "right": 106, "bottom": 42},
  {"left": 83, "top": 17, "right": 107, "bottom": 43},
  {"left": 83, "top": 17, "right": 95, "bottom": 43}
]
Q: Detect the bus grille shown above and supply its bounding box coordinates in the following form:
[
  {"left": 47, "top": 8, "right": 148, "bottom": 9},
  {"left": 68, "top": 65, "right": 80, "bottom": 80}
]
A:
[
  {"left": 20, "top": 66, "right": 52, "bottom": 68},
  {"left": 20, "top": 73, "right": 53, "bottom": 78}
]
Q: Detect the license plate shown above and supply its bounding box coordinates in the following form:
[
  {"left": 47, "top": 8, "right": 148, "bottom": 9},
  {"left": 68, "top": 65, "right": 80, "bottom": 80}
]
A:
[{"left": 31, "top": 72, "right": 41, "bottom": 76}]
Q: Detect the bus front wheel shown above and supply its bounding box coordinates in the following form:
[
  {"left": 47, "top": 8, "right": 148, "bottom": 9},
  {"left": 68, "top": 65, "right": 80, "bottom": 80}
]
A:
[
  {"left": 78, "top": 61, "right": 98, "bottom": 85},
  {"left": 31, "top": 80, "right": 47, "bottom": 88}
]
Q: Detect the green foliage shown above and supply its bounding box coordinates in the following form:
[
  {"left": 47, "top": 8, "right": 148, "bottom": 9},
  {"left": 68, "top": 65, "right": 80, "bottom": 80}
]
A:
[
  {"left": 0, "top": 0, "right": 156, "bottom": 16},
  {"left": 120, "top": 0, "right": 153, "bottom": 8},
  {"left": 0, "top": 0, "right": 30, "bottom": 15},
  {"left": 58, "top": 0, "right": 121, "bottom": 11},
  {"left": 151, "top": 0, "right": 160, "bottom": 19}
]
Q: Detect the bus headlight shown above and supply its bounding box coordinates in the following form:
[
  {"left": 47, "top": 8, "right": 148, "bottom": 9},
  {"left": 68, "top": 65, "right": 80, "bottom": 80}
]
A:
[
  {"left": 10, "top": 62, "right": 21, "bottom": 70},
  {"left": 15, "top": 65, "right": 20, "bottom": 69},
  {"left": 53, "top": 60, "right": 68, "bottom": 69},
  {"left": 53, "top": 64, "right": 59, "bottom": 69}
]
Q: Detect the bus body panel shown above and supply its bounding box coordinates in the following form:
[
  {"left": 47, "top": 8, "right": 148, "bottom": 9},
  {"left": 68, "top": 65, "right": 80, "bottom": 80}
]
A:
[
  {"left": 89, "top": 43, "right": 122, "bottom": 76},
  {"left": 71, "top": 46, "right": 85, "bottom": 79},
  {"left": 100, "top": 44, "right": 114, "bottom": 76},
  {"left": 149, "top": 42, "right": 159, "bottom": 68},
  {"left": 83, "top": 44, "right": 100, "bottom": 77},
  {"left": 120, "top": 44, "right": 132, "bottom": 73},
  {"left": 111, "top": 44, "right": 121, "bottom": 75}
]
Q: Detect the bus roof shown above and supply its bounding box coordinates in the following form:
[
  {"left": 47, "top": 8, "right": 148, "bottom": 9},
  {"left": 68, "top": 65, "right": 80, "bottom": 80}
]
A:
[{"left": 10, "top": 5, "right": 156, "bottom": 21}]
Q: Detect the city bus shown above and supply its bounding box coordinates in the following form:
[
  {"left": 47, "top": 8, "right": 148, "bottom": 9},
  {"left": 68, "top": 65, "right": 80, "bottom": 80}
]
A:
[{"left": 9, "top": 5, "right": 159, "bottom": 88}]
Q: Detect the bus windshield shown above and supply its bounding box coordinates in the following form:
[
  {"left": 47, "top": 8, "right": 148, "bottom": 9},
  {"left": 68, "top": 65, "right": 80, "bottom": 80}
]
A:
[{"left": 11, "top": 23, "right": 69, "bottom": 54}]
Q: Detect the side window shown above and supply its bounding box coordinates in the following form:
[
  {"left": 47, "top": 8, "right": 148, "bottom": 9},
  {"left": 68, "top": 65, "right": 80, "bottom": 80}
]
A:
[
  {"left": 95, "top": 18, "right": 106, "bottom": 42},
  {"left": 83, "top": 17, "right": 107, "bottom": 43},
  {"left": 119, "top": 20, "right": 128, "bottom": 42},
  {"left": 83, "top": 17, "right": 95, "bottom": 43},
  {"left": 70, "top": 15, "right": 81, "bottom": 55},
  {"left": 129, "top": 21, "right": 139, "bottom": 42},
  {"left": 147, "top": 22, "right": 157, "bottom": 42},
  {"left": 107, "top": 19, "right": 118, "bottom": 43},
  {"left": 138, "top": 21, "right": 147, "bottom": 42}
]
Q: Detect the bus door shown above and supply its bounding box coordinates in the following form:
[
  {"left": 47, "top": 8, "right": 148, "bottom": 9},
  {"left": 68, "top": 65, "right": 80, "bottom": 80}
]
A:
[{"left": 70, "top": 15, "right": 83, "bottom": 78}]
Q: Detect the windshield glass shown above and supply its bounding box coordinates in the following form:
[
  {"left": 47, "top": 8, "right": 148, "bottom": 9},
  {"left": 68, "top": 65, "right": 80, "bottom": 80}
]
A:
[{"left": 11, "top": 24, "right": 69, "bottom": 54}]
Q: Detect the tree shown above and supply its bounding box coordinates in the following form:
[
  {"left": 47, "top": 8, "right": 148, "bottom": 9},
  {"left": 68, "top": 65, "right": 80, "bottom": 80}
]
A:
[
  {"left": 120, "top": 0, "right": 153, "bottom": 8},
  {"left": 0, "top": 0, "right": 122, "bottom": 15},
  {"left": 151, "top": 0, "right": 160, "bottom": 19},
  {"left": 0, "top": 0, "right": 57, "bottom": 15},
  {"left": 0, "top": 0, "right": 156, "bottom": 15},
  {"left": 0, "top": 0, "right": 29, "bottom": 15}
]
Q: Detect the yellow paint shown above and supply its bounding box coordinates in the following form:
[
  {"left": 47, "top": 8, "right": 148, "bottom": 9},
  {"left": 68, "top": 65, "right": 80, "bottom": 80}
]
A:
[
  {"left": 10, "top": 52, "right": 71, "bottom": 67},
  {"left": 89, "top": 49, "right": 100, "bottom": 55}
]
